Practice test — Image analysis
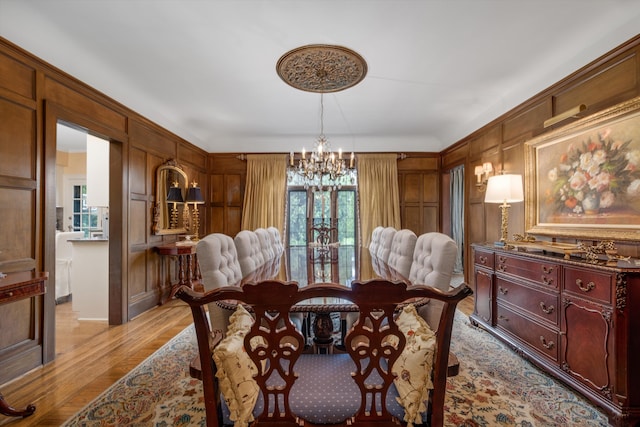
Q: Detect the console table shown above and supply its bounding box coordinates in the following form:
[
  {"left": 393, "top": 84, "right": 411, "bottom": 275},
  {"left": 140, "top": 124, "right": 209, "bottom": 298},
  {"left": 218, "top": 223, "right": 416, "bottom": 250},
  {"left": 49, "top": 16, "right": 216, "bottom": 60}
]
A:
[
  {"left": 0, "top": 271, "right": 48, "bottom": 418},
  {"left": 156, "top": 242, "right": 201, "bottom": 302},
  {"left": 470, "top": 244, "right": 640, "bottom": 426}
]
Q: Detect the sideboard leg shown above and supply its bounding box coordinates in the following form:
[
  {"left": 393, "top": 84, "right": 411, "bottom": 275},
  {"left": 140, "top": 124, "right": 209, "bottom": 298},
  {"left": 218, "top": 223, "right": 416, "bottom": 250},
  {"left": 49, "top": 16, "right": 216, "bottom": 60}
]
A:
[{"left": 0, "top": 392, "right": 36, "bottom": 418}]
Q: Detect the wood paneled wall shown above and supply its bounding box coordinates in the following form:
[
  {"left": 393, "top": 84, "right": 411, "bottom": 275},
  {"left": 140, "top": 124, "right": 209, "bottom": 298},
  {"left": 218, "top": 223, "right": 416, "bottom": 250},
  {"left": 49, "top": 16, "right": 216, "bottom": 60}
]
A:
[
  {"left": 442, "top": 34, "right": 640, "bottom": 284},
  {"left": 0, "top": 37, "right": 207, "bottom": 384}
]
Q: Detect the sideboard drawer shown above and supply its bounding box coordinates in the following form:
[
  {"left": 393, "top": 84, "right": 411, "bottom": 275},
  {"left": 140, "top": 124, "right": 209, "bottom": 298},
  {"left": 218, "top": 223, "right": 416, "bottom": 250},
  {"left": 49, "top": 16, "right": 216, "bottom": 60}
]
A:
[
  {"left": 496, "top": 303, "right": 559, "bottom": 362},
  {"left": 474, "top": 249, "right": 494, "bottom": 269},
  {"left": 495, "top": 277, "right": 559, "bottom": 327},
  {"left": 495, "top": 254, "right": 559, "bottom": 289},
  {"left": 563, "top": 267, "right": 613, "bottom": 304}
]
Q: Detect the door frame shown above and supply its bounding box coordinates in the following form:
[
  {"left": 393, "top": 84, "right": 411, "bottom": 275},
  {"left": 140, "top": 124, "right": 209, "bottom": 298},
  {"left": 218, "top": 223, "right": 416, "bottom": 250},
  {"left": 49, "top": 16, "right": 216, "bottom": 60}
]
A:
[{"left": 42, "top": 101, "right": 128, "bottom": 362}]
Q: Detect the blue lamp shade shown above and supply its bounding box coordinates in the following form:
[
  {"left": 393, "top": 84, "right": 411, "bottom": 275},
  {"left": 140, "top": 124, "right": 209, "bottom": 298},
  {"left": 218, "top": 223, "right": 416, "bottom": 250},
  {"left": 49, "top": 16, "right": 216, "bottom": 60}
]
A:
[
  {"left": 166, "top": 186, "right": 184, "bottom": 203},
  {"left": 186, "top": 185, "right": 204, "bottom": 204}
]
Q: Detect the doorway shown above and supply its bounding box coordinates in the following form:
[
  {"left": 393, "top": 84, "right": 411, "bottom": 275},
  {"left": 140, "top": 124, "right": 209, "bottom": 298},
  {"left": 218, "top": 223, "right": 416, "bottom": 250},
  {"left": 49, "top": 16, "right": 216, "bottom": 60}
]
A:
[{"left": 42, "top": 102, "right": 126, "bottom": 363}]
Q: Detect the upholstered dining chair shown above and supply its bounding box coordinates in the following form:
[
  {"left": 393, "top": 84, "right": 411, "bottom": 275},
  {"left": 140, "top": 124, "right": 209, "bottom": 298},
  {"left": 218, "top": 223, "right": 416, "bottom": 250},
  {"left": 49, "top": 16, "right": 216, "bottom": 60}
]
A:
[
  {"left": 178, "top": 278, "right": 472, "bottom": 427},
  {"left": 409, "top": 232, "right": 458, "bottom": 330},
  {"left": 386, "top": 229, "right": 418, "bottom": 279},
  {"left": 196, "top": 233, "right": 243, "bottom": 332}
]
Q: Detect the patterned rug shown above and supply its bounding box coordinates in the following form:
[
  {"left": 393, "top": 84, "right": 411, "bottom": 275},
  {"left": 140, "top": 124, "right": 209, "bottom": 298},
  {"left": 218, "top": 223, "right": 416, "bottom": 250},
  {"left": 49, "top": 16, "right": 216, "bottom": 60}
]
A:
[{"left": 63, "top": 312, "right": 610, "bottom": 427}]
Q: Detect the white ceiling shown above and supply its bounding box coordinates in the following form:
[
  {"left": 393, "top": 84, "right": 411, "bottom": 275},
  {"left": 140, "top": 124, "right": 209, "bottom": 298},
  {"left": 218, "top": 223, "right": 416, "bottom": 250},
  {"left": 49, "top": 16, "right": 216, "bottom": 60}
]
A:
[{"left": 2, "top": 0, "right": 640, "bottom": 154}]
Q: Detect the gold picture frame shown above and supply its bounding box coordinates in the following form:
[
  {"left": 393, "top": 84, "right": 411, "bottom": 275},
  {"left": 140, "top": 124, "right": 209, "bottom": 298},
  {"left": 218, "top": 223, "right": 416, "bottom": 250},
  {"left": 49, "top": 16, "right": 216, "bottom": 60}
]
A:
[{"left": 525, "top": 96, "right": 640, "bottom": 242}]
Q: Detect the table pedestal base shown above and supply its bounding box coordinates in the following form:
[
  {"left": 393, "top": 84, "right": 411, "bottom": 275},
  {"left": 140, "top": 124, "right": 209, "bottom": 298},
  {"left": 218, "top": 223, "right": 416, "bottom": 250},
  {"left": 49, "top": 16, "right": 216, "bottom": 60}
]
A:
[{"left": 0, "top": 392, "right": 35, "bottom": 418}]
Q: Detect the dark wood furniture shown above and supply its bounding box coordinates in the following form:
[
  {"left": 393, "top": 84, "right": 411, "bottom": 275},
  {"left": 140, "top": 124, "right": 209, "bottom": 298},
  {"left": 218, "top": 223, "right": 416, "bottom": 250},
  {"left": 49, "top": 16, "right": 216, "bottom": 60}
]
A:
[
  {"left": 0, "top": 271, "right": 48, "bottom": 418},
  {"left": 471, "top": 244, "right": 640, "bottom": 426},
  {"left": 156, "top": 242, "right": 201, "bottom": 301},
  {"left": 178, "top": 279, "right": 472, "bottom": 427}
]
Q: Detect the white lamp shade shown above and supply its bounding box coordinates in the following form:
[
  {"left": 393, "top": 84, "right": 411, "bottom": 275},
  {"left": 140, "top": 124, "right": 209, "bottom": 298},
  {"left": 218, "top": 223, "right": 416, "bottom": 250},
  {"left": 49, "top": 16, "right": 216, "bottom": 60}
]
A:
[{"left": 484, "top": 174, "right": 524, "bottom": 203}]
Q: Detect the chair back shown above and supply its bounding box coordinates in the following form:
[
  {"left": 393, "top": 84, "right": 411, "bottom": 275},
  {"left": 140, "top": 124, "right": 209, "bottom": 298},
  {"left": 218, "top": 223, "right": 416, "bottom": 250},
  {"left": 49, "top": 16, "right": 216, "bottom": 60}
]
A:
[
  {"left": 409, "top": 232, "right": 458, "bottom": 291},
  {"left": 254, "top": 228, "right": 275, "bottom": 263},
  {"left": 197, "top": 233, "right": 243, "bottom": 331},
  {"left": 234, "top": 230, "right": 265, "bottom": 278},
  {"left": 375, "top": 226, "right": 397, "bottom": 263},
  {"left": 178, "top": 279, "right": 472, "bottom": 427},
  {"left": 387, "top": 229, "right": 417, "bottom": 278},
  {"left": 368, "top": 226, "right": 384, "bottom": 257}
]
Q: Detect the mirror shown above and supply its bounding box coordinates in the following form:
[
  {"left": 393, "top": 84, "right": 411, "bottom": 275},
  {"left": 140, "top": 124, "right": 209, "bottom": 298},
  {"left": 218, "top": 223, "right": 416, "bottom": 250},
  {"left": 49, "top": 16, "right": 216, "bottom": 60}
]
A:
[{"left": 153, "top": 160, "right": 189, "bottom": 235}]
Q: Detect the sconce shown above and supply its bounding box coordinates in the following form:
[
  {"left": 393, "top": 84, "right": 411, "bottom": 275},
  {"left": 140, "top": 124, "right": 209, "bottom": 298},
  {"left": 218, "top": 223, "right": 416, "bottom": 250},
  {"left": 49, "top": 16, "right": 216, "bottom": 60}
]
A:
[
  {"left": 474, "top": 162, "right": 493, "bottom": 192},
  {"left": 186, "top": 182, "right": 205, "bottom": 240},
  {"left": 166, "top": 182, "right": 184, "bottom": 229}
]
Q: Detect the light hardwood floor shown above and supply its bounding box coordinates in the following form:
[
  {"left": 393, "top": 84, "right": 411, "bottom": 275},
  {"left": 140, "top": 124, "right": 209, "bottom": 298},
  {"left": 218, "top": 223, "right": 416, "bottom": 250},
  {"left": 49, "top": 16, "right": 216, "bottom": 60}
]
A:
[
  {"left": 0, "top": 291, "right": 474, "bottom": 426},
  {"left": 0, "top": 299, "right": 193, "bottom": 426}
]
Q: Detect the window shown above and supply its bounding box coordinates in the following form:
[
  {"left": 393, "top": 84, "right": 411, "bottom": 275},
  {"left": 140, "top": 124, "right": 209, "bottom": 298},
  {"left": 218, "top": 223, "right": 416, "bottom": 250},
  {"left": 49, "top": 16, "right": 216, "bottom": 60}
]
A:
[
  {"left": 72, "top": 184, "right": 99, "bottom": 236},
  {"left": 286, "top": 172, "right": 358, "bottom": 285}
]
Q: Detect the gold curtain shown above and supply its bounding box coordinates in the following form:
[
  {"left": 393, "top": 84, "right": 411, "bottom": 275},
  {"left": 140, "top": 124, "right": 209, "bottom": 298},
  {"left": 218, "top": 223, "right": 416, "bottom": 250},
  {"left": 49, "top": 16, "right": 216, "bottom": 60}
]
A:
[
  {"left": 357, "top": 153, "right": 401, "bottom": 249},
  {"left": 241, "top": 153, "right": 287, "bottom": 234}
]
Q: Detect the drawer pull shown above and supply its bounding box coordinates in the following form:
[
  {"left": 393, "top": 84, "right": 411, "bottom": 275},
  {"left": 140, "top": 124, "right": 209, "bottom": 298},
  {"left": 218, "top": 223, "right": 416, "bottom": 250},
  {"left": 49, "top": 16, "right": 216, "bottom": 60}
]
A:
[
  {"left": 542, "top": 266, "right": 553, "bottom": 274},
  {"left": 498, "top": 315, "right": 509, "bottom": 321},
  {"left": 539, "top": 336, "right": 555, "bottom": 350},
  {"left": 479, "top": 255, "right": 487, "bottom": 264},
  {"left": 539, "top": 302, "right": 554, "bottom": 314},
  {"left": 498, "top": 286, "right": 508, "bottom": 295},
  {"left": 7, "top": 291, "right": 13, "bottom": 297},
  {"left": 497, "top": 264, "right": 507, "bottom": 272},
  {"left": 576, "top": 279, "right": 595, "bottom": 292},
  {"left": 542, "top": 276, "right": 554, "bottom": 286}
]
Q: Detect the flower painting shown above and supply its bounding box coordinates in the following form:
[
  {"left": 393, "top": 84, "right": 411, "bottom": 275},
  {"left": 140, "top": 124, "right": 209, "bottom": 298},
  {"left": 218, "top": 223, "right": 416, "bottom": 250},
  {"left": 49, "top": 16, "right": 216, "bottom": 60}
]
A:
[
  {"left": 526, "top": 96, "right": 640, "bottom": 241},
  {"left": 544, "top": 130, "right": 640, "bottom": 216}
]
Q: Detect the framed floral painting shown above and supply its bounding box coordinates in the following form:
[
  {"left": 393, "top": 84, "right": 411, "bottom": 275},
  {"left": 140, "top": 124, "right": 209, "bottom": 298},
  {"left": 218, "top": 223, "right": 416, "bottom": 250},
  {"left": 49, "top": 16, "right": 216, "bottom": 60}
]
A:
[{"left": 525, "top": 96, "right": 640, "bottom": 241}]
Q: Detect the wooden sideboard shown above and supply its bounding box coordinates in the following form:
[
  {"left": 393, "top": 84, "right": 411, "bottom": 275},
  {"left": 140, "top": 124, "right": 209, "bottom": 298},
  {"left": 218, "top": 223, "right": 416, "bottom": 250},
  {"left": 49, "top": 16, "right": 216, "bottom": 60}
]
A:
[
  {"left": 470, "top": 244, "right": 640, "bottom": 426},
  {"left": 0, "top": 271, "right": 48, "bottom": 418}
]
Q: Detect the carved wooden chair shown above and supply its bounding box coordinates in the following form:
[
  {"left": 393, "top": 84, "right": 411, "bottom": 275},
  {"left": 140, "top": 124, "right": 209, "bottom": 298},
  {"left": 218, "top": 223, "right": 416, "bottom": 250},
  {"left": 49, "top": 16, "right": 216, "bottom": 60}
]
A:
[{"left": 177, "top": 279, "right": 472, "bottom": 427}]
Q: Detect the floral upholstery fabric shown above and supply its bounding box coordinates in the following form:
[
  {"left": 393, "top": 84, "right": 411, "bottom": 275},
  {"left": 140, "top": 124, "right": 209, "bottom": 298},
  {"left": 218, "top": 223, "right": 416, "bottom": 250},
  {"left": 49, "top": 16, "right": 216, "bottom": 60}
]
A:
[
  {"left": 212, "top": 305, "right": 260, "bottom": 427},
  {"left": 392, "top": 304, "right": 437, "bottom": 426}
]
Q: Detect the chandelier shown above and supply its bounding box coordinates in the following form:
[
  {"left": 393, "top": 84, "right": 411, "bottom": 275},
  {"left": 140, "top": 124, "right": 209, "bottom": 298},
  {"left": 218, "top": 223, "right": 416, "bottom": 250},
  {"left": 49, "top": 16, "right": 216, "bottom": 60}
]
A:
[
  {"left": 288, "top": 93, "right": 355, "bottom": 189},
  {"left": 277, "top": 44, "right": 367, "bottom": 190}
]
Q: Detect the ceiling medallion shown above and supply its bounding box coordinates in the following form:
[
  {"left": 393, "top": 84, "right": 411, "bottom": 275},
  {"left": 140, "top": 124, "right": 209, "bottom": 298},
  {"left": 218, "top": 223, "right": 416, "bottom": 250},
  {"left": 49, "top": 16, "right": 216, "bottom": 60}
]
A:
[{"left": 276, "top": 44, "right": 367, "bottom": 93}]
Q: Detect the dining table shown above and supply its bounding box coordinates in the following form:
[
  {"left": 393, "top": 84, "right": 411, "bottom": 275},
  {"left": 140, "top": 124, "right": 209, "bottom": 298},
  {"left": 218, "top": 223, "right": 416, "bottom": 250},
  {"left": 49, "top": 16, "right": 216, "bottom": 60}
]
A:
[{"left": 218, "top": 245, "right": 426, "bottom": 351}]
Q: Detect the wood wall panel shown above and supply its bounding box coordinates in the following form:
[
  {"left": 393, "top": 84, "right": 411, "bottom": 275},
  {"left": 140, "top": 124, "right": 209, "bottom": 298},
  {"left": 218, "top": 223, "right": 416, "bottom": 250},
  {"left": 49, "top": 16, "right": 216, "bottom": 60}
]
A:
[
  {"left": 0, "top": 99, "right": 35, "bottom": 179},
  {"left": 127, "top": 250, "right": 148, "bottom": 299},
  {"left": 228, "top": 207, "right": 242, "bottom": 236},
  {"left": 423, "top": 206, "right": 439, "bottom": 232},
  {"left": 0, "top": 188, "right": 35, "bottom": 269},
  {"left": 422, "top": 173, "right": 438, "bottom": 203},
  {"left": 555, "top": 53, "right": 638, "bottom": 114},
  {"left": 178, "top": 143, "right": 206, "bottom": 170},
  {"left": 442, "top": 144, "right": 468, "bottom": 169},
  {"left": 402, "top": 174, "right": 422, "bottom": 203},
  {"left": 129, "top": 119, "right": 175, "bottom": 156},
  {"left": 502, "top": 100, "right": 550, "bottom": 143},
  {"left": 469, "top": 125, "right": 500, "bottom": 157},
  {"left": 403, "top": 206, "right": 422, "bottom": 234},
  {"left": 0, "top": 51, "right": 35, "bottom": 100},
  {"left": 226, "top": 174, "right": 242, "bottom": 206},
  {"left": 44, "top": 77, "right": 126, "bottom": 133},
  {"left": 129, "top": 199, "right": 148, "bottom": 245},
  {"left": 211, "top": 175, "right": 223, "bottom": 204},
  {"left": 398, "top": 156, "right": 438, "bottom": 170},
  {"left": 129, "top": 147, "right": 147, "bottom": 196}
]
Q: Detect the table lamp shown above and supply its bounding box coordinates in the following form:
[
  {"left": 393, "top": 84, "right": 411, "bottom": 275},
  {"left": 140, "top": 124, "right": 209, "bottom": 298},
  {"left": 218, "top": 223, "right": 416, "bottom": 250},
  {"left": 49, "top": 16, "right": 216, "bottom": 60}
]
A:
[
  {"left": 484, "top": 174, "right": 524, "bottom": 246},
  {"left": 166, "top": 182, "right": 184, "bottom": 229},
  {"left": 186, "top": 182, "right": 205, "bottom": 240}
]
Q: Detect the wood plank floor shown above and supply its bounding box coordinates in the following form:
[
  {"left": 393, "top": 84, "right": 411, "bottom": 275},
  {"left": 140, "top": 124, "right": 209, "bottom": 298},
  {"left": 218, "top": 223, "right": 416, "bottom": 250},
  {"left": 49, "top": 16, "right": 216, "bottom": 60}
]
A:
[
  {"left": 0, "top": 299, "right": 193, "bottom": 426},
  {"left": 0, "top": 291, "right": 474, "bottom": 426}
]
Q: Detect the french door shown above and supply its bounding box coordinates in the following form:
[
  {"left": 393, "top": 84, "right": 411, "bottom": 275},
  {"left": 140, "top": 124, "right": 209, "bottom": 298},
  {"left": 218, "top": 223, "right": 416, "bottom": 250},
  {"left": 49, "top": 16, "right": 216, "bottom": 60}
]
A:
[{"left": 286, "top": 186, "right": 358, "bottom": 286}]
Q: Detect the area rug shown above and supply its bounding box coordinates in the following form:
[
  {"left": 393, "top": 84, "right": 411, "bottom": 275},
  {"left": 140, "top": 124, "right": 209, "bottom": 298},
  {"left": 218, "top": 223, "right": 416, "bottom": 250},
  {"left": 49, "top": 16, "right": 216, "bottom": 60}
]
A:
[{"left": 63, "top": 312, "right": 610, "bottom": 427}]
